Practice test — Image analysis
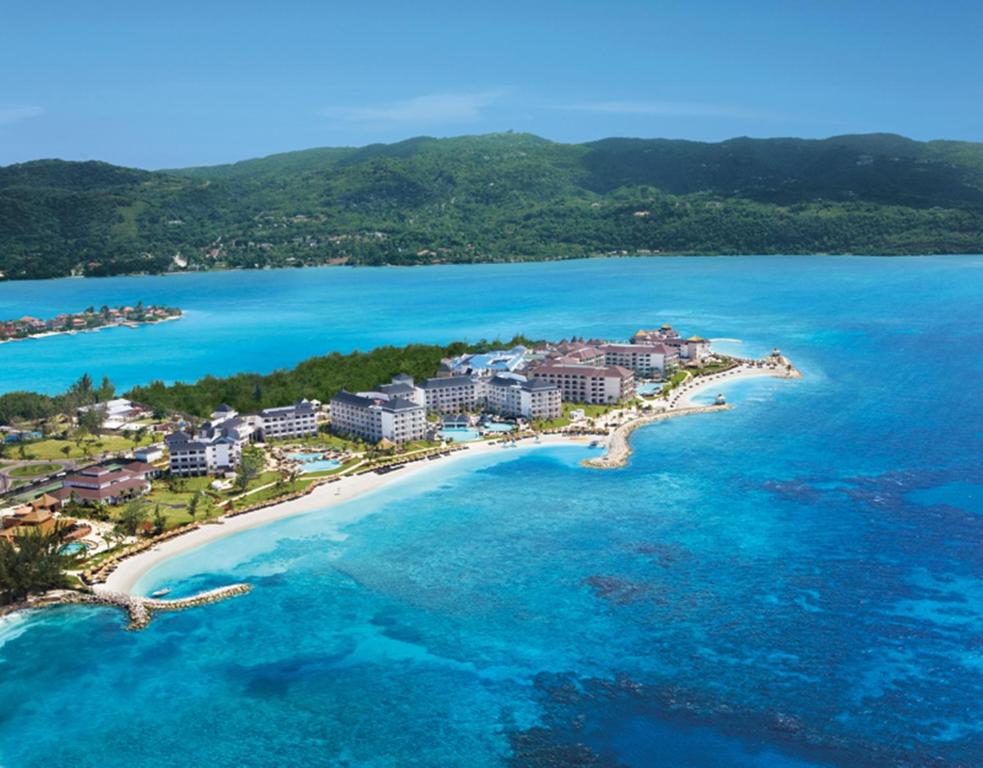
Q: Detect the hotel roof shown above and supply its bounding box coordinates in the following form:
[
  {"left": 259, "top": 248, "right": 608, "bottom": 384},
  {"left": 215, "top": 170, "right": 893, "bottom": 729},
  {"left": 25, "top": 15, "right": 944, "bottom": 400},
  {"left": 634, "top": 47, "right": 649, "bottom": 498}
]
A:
[
  {"left": 260, "top": 400, "right": 317, "bottom": 416},
  {"left": 599, "top": 342, "right": 675, "bottom": 355},
  {"left": 331, "top": 390, "right": 422, "bottom": 412},
  {"left": 534, "top": 363, "right": 633, "bottom": 378},
  {"left": 421, "top": 375, "right": 478, "bottom": 389}
]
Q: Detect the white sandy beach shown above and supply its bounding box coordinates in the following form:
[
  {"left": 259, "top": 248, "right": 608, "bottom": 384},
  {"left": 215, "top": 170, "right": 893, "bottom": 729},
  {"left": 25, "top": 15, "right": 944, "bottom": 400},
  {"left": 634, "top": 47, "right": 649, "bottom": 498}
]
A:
[
  {"left": 673, "top": 362, "right": 799, "bottom": 409},
  {"left": 93, "top": 360, "right": 801, "bottom": 597},
  {"left": 98, "top": 434, "right": 592, "bottom": 594}
]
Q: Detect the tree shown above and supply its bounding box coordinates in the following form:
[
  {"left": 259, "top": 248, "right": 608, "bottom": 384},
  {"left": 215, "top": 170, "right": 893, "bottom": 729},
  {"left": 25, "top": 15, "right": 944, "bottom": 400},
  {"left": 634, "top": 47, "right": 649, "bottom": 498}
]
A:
[
  {"left": 115, "top": 500, "right": 148, "bottom": 536},
  {"left": 188, "top": 491, "right": 202, "bottom": 521},
  {"left": 96, "top": 376, "right": 115, "bottom": 403},
  {"left": 60, "top": 445, "right": 72, "bottom": 460},
  {"left": 0, "top": 523, "right": 79, "bottom": 605},
  {"left": 151, "top": 504, "right": 166, "bottom": 536},
  {"left": 235, "top": 446, "right": 265, "bottom": 492},
  {"left": 77, "top": 405, "right": 104, "bottom": 436}
]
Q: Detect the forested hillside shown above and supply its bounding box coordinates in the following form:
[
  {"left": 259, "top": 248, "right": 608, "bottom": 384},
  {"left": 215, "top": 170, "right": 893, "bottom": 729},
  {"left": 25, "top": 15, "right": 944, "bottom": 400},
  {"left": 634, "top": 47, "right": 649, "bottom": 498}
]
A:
[{"left": 2, "top": 132, "right": 982, "bottom": 280}]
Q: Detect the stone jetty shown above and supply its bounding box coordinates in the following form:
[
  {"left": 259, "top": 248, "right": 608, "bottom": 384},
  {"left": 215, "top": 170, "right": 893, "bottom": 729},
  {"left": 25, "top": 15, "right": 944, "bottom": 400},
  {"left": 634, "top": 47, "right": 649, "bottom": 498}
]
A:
[
  {"left": 583, "top": 404, "right": 732, "bottom": 470},
  {"left": 64, "top": 584, "right": 252, "bottom": 630}
]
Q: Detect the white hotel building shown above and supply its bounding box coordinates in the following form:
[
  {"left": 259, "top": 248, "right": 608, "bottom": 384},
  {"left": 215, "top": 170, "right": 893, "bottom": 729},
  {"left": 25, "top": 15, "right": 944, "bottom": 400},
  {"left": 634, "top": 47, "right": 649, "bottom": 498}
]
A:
[
  {"left": 530, "top": 363, "right": 635, "bottom": 405},
  {"left": 329, "top": 388, "right": 427, "bottom": 444},
  {"left": 598, "top": 343, "right": 679, "bottom": 378},
  {"left": 257, "top": 400, "right": 319, "bottom": 440},
  {"left": 165, "top": 405, "right": 255, "bottom": 476},
  {"left": 485, "top": 374, "right": 562, "bottom": 420}
]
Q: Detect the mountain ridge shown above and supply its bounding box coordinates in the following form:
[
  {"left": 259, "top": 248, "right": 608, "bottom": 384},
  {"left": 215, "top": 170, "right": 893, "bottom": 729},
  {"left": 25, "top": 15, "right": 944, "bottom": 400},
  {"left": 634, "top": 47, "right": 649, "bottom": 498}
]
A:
[{"left": 2, "top": 132, "right": 982, "bottom": 280}]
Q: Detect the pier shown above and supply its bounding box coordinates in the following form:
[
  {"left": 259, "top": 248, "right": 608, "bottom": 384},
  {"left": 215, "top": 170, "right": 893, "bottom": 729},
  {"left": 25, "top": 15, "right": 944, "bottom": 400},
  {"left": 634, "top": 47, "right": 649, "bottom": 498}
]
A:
[{"left": 63, "top": 584, "right": 252, "bottom": 630}]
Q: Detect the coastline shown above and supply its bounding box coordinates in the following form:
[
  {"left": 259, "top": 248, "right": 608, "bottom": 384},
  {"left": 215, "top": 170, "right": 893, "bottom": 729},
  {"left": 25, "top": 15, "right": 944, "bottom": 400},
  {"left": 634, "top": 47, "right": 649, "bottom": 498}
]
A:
[
  {"left": 0, "top": 314, "right": 181, "bottom": 346},
  {"left": 0, "top": 253, "right": 973, "bottom": 286},
  {"left": 98, "top": 362, "right": 801, "bottom": 594},
  {"left": 98, "top": 434, "right": 589, "bottom": 594},
  {"left": 0, "top": 358, "right": 804, "bottom": 616},
  {"left": 673, "top": 360, "right": 801, "bottom": 409}
]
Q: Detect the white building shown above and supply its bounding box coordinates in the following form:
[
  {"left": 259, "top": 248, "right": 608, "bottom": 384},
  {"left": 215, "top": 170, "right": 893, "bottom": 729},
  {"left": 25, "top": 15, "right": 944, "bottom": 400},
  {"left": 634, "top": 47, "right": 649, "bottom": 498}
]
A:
[
  {"left": 632, "top": 327, "right": 710, "bottom": 363},
  {"left": 134, "top": 444, "right": 165, "bottom": 463},
  {"left": 165, "top": 405, "right": 254, "bottom": 476},
  {"left": 485, "top": 374, "right": 562, "bottom": 420},
  {"left": 329, "top": 389, "right": 427, "bottom": 444},
  {"left": 599, "top": 343, "right": 679, "bottom": 378},
  {"left": 530, "top": 363, "right": 635, "bottom": 404},
  {"left": 77, "top": 398, "right": 146, "bottom": 431},
  {"left": 420, "top": 375, "right": 486, "bottom": 413},
  {"left": 258, "top": 400, "right": 318, "bottom": 440},
  {"left": 437, "top": 346, "right": 529, "bottom": 377}
]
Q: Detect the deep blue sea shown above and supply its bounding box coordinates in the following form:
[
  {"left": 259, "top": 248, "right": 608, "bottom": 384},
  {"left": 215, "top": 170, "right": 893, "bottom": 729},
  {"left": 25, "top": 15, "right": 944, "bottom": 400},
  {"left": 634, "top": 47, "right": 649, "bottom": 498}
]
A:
[{"left": 1, "top": 256, "right": 981, "bottom": 767}]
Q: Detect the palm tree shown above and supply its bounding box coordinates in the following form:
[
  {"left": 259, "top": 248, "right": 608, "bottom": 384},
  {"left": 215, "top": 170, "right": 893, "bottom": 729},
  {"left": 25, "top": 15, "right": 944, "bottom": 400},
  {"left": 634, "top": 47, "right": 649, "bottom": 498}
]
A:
[{"left": 0, "top": 523, "right": 79, "bottom": 605}]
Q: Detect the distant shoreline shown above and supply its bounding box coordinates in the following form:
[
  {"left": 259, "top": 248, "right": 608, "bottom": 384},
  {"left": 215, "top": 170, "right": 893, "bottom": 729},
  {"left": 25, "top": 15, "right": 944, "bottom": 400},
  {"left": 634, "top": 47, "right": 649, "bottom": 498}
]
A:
[
  {"left": 0, "top": 314, "right": 181, "bottom": 346},
  {"left": 0, "top": 252, "right": 976, "bottom": 285}
]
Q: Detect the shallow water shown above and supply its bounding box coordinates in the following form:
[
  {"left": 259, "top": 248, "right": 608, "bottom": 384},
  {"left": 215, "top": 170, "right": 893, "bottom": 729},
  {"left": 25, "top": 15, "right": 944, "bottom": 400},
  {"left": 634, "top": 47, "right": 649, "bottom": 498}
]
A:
[{"left": 1, "top": 256, "right": 981, "bottom": 767}]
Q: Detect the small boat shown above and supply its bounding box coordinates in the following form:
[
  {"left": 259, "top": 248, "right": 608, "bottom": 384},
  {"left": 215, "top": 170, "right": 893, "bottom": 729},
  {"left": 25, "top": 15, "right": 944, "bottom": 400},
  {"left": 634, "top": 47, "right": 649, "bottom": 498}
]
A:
[{"left": 150, "top": 588, "right": 171, "bottom": 598}]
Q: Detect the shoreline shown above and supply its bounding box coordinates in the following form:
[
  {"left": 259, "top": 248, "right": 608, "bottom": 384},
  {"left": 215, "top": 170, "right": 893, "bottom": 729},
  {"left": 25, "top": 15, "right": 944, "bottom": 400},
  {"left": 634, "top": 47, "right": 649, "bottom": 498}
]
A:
[
  {"left": 0, "top": 314, "right": 181, "bottom": 346},
  {"left": 673, "top": 359, "right": 801, "bottom": 409},
  {"left": 3, "top": 360, "right": 802, "bottom": 614},
  {"left": 0, "top": 253, "right": 970, "bottom": 286},
  {"left": 98, "top": 434, "right": 588, "bottom": 594}
]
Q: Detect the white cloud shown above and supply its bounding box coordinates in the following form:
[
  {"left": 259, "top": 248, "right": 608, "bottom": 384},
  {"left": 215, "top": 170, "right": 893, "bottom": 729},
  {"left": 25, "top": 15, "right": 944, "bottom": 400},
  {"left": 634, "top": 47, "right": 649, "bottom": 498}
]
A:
[
  {"left": 321, "top": 90, "right": 506, "bottom": 125},
  {"left": 560, "top": 100, "right": 768, "bottom": 119},
  {"left": 0, "top": 105, "right": 44, "bottom": 126}
]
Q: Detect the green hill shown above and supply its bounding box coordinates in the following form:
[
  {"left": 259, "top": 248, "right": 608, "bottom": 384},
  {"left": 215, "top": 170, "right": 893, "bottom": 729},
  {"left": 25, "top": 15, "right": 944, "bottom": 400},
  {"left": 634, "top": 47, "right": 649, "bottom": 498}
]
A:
[{"left": 2, "top": 132, "right": 982, "bottom": 280}]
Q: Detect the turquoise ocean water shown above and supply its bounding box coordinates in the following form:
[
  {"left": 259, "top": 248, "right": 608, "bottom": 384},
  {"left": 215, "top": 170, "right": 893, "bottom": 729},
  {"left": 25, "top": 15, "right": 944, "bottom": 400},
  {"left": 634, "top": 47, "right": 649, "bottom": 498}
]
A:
[{"left": 0, "top": 256, "right": 981, "bottom": 766}]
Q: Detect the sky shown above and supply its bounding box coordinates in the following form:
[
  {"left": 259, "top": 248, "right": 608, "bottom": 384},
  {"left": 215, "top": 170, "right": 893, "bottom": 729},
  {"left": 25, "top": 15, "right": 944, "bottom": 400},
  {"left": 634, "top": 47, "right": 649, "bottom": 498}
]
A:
[{"left": 1, "top": 0, "right": 981, "bottom": 169}]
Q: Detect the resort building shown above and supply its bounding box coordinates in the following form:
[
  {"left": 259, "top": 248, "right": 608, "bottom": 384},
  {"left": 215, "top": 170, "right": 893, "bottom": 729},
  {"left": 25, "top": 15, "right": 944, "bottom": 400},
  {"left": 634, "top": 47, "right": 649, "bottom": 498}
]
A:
[
  {"left": 134, "top": 444, "right": 165, "bottom": 463},
  {"left": 257, "top": 399, "right": 318, "bottom": 441},
  {"left": 165, "top": 405, "right": 254, "bottom": 476},
  {"left": 1, "top": 498, "right": 63, "bottom": 543},
  {"left": 632, "top": 326, "right": 710, "bottom": 362},
  {"left": 376, "top": 374, "right": 426, "bottom": 407},
  {"left": 598, "top": 343, "right": 679, "bottom": 378},
  {"left": 420, "top": 375, "right": 486, "bottom": 414},
  {"left": 549, "top": 341, "right": 607, "bottom": 367},
  {"left": 329, "top": 389, "right": 427, "bottom": 444},
  {"left": 530, "top": 363, "right": 635, "bottom": 404},
  {"left": 76, "top": 398, "right": 147, "bottom": 431},
  {"left": 485, "top": 374, "right": 562, "bottom": 420},
  {"left": 52, "top": 462, "right": 153, "bottom": 506},
  {"left": 437, "top": 346, "right": 530, "bottom": 377}
]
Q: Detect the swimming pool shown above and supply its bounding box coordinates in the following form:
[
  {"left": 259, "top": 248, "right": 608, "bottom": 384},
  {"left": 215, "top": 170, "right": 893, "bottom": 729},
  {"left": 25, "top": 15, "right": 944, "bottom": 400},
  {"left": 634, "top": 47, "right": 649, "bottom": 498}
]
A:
[
  {"left": 636, "top": 382, "right": 663, "bottom": 395},
  {"left": 59, "top": 541, "right": 87, "bottom": 556},
  {"left": 287, "top": 452, "right": 342, "bottom": 473},
  {"left": 440, "top": 428, "right": 481, "bottom": 442},
  {"left": 482, "top": 422, "right": 515, "bottom": 433}
]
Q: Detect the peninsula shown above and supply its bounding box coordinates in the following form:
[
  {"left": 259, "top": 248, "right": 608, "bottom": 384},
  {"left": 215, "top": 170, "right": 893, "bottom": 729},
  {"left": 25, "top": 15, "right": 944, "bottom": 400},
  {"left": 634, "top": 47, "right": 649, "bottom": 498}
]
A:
[
  {"left": 0, "top": 325, "right": 799, "bottom": 626},
  {"left": 0, "top": 303, "right": 181, "bottom": 344}
]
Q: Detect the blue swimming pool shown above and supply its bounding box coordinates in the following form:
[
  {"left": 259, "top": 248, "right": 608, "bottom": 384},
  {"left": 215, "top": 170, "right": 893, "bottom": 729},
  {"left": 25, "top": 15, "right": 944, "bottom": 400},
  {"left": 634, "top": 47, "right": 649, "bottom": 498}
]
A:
[
  {"left": 287, "top": 452, "right": 342, "bottom": 473},
  {"left": 482, "top": 422, "right": 515, "bottom": 433},
  {"left": 440, "top": 428, "right": 481, "bottom": 442},
  {"left": 636, "top": 382, "right": 663, "bottom": 395},
  {"left": 59, "top": 541, "right": 86, "bottom": 556}
]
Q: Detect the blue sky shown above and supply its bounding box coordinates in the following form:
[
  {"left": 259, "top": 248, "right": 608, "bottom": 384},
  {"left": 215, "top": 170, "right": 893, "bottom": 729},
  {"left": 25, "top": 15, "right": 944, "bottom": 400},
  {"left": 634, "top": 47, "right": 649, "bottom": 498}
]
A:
[{"left": 1, "top": 0, "right": 980, "bottom": 168}]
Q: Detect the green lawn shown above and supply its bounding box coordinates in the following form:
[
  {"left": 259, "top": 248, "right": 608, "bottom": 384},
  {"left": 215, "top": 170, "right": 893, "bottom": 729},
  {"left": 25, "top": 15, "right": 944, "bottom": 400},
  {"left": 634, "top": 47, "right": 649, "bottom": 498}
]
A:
[
  {"left": 15, "top": 432, "right": 158, "bottom": 461},
  {"left": 142, "top": 469, "right": 282, "bottom": 526},
  {"left": 8, "top": 462, "right": 63, "bottom": 478},
  {"left": 266, "top": 433, "right": 363, "bottom": 452},
  {"left": 303, "top": 457, "right": 361, "bottom": 478}
]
